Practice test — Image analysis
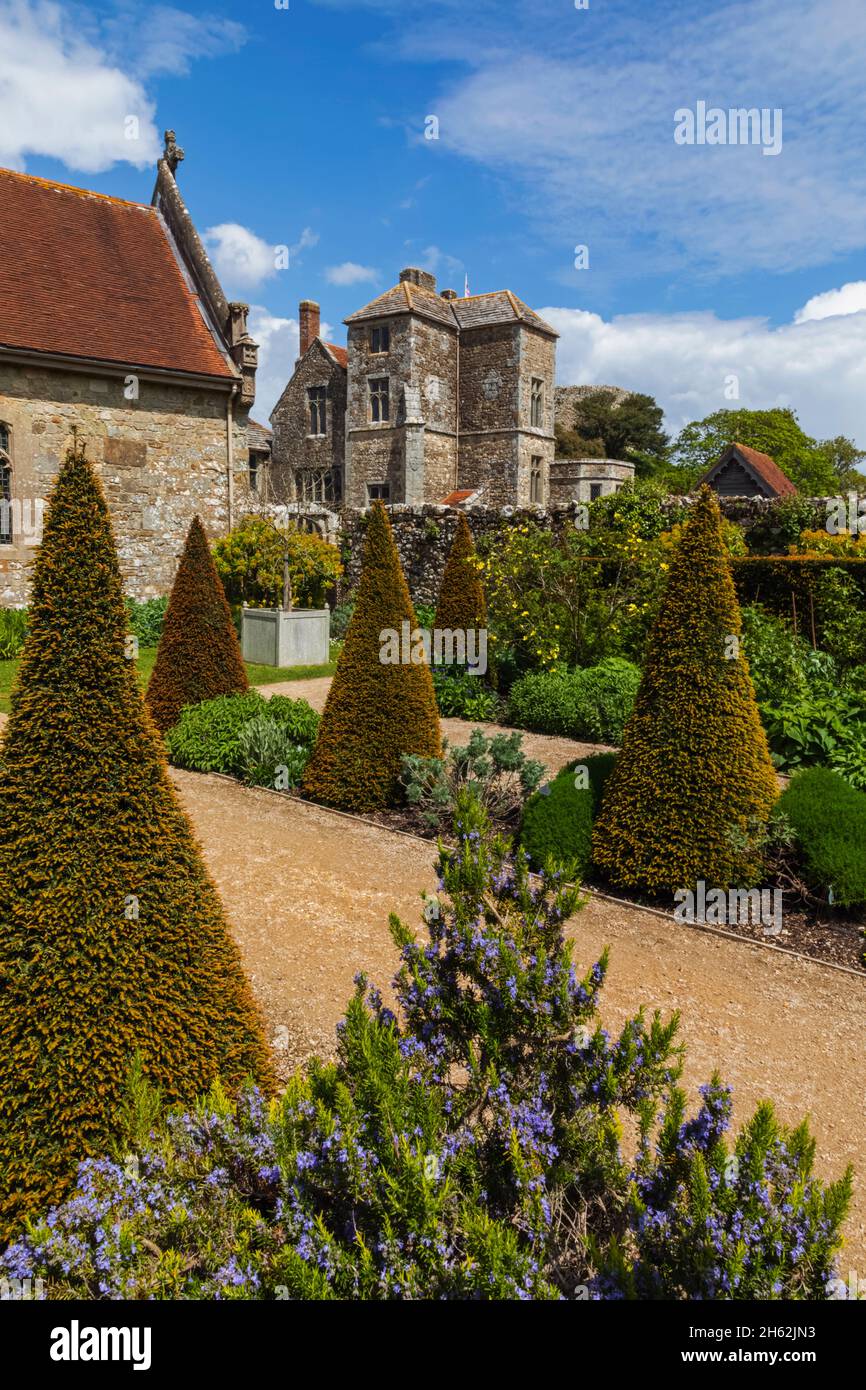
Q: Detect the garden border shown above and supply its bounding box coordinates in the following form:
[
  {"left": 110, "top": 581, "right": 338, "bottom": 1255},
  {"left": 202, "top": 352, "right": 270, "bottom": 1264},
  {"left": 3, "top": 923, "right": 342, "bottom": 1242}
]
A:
[{"left": 182, "top": 767, "right": 866, "bottom": 982}]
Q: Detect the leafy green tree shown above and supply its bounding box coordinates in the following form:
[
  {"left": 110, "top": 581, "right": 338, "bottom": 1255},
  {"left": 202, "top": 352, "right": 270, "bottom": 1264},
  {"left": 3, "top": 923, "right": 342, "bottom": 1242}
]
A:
[
  {"left": 212, "top": 515, "right": 342, "bottom": 609},
  {"left": 566, "top": 390, "right": 669, "bottom": 463},
  {"left": 818, "top": 435, "right": 866, "bottom": 490},
  {"left": 0, "top": 441, "right": 273, "bottom": 1242},
  {"left": 671, "top": 408, "right": 839, "bottom": 495}
]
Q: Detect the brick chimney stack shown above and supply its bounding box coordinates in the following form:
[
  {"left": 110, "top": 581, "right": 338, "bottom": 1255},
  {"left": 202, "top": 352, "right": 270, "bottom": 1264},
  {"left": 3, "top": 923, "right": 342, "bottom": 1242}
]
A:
[{"left": 299, "top": 300, "right": 320, "bottom": 357}]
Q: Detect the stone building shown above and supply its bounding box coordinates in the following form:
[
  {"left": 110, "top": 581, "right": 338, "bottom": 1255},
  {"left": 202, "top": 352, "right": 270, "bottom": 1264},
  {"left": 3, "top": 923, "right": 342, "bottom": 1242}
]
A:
[
  {"left": 549, "top": 456, "right": 635, "bottom": 503},
  {"left": 0, "top": 131, "right": 258, "bottom": 604},
  {"left": 269, "top": 267, "right": 557, "bottom": 513}
]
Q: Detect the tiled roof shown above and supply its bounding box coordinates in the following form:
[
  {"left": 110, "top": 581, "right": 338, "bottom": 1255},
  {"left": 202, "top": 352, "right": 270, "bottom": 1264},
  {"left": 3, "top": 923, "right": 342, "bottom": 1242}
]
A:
[
  {"left": 345, "top": 279, "right": 557, "bottom": 336},
  {"left": 247, "top": 419, "right": 273, "bottom": 451},
  {"left": 702, "top": 443, "right": 797, "bottom": 498},
  {"left": 322, "top": 341, "right": 348, "bottom": 368},
  {"left": 345, "top": 279, "right": 456, "bottom": 328},
  {"left": 0, "top": 167, "right": 234, "bottom": 379},
  {"left": 451, "top": 291, "right": 557, "bottom": 336},
  {"left": 440, "top": 489, "right": 478, "bottom": 506}
]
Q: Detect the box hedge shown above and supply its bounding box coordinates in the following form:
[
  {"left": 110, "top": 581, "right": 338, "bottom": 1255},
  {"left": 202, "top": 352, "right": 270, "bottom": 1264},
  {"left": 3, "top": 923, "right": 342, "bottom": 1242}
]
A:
[
  {"left": 592, "top": 487, "right": 779, "bottom": 894},
  {"left": 777, "top": 767, "right": 866, "bottom": 909},
  {"left": 0, "top": 443, "right": 274, "bottom": 1243}
]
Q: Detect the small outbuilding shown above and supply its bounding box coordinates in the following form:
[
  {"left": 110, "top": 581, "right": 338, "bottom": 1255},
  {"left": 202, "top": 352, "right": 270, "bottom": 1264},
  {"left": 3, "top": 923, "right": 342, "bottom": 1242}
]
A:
[{"left": 699, "top": 443, "right": 797, "bottom": 499}]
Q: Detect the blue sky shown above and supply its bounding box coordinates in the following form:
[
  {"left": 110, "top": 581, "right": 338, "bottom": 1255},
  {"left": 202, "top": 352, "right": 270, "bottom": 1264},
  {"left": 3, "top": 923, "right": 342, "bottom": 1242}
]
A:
[{"left": 2, "top": 0, "right": 866, "bottom": 444}]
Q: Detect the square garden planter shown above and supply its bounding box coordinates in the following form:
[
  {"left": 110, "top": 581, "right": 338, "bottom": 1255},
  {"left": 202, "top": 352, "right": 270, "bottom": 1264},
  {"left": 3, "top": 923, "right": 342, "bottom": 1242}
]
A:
[{"left": 241, "top": 607, "right": 330, "bottom": 668}]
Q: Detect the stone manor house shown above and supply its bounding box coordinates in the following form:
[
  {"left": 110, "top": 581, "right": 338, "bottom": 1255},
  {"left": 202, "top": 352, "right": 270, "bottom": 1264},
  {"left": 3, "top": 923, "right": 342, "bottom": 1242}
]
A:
[
  {"left": 268, "top": 270, "right": 559, "bottom": 514},
  {"left": 0, "top": 133, "right": 258, "bottom": 604},
  {"left": 0, "top": 130, "right": 662, "bottom": 605}
]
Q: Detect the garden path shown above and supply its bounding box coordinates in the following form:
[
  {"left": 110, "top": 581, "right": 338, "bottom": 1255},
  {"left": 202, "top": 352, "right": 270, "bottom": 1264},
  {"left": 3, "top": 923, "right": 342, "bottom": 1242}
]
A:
[
  {"left": 170, "top": 765, "right": 866, "bottom": 1268},
  {"left": 255, "top": 676, "right": 615, "bottom": 776}
]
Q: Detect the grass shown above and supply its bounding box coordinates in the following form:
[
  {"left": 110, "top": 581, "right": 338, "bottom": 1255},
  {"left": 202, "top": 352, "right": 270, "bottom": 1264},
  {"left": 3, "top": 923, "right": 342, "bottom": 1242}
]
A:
[{"left": 0, "top": 641, "right": 340, "bottom": 716}]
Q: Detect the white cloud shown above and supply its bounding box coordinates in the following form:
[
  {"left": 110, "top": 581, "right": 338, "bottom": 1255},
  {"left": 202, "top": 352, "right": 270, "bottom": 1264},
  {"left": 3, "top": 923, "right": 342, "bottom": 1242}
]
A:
[
  {"left": 794, "top": 281, "right": 866, "bottom": 324},
  {"left": 204, "top": 224, "right": 282, "bottom": 292},
  {"left": 104, "top": 4, "right": 245, "bottom": 79},
  {"left": 0, "top": 0, "right": 160, "bottom": 171},
  {"left": 546, "top": 290, "right": 866, "bottom": 447},
  {"left": 325, "top": 261, "right": 379, "bottom": 286},
  {"left": 290, "top": 227, "right": 320, "bottom": 261}
]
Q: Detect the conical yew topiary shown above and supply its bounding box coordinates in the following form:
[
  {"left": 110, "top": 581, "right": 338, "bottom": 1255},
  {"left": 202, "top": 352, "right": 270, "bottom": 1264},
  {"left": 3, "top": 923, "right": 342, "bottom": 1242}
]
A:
[
  {"left": 592, "top": 486, "right": 778, "bottom": 894},
  {"left": 0, "top": 441, "right": 274, "bottom": 1242},
  {"left": 146, "top": 514, "right": 248, "bottom": 734},
  {"left": 434, "top": 512, "right": 486, "bottom": 633},
  {"left": 302, "top": 501, "right": 441, "bottom": 810}
]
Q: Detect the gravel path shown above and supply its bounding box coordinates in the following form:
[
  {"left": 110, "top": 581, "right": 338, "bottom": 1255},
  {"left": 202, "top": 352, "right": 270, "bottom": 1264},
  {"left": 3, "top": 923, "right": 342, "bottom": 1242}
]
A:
[
  {"left": 257, "top": 676, "right": 614, "bottom": 775},
  {"left": 171, "top": 766, "right": 866, "bottom": 1268}
]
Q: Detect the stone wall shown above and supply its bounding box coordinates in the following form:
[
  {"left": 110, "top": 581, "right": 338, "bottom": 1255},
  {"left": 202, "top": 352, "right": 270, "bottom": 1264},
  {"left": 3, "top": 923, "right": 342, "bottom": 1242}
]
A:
[
  {"left": 269, "top": 340, "right": 346, "bottom": 504},
  {"left": 345, "top": 310, "right": 459, "bottom": 507},
  {"left": 337, "top": 493, "right": 834, "bottom": 608},
  {"left": 0, "top": 359, "right": 246, "bottom": 604}
]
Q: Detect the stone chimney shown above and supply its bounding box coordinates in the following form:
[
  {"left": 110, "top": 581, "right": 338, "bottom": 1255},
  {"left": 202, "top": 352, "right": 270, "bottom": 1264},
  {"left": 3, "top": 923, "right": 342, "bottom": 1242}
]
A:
[
  {"left": 440, "top": 288, "right": 457, "bottom": 300},
  {"left": 399, "top": 266, "right": 437, "bottom": 293},
  {"left": 299, "top": 300, "right": 320, "bottom": 357}
]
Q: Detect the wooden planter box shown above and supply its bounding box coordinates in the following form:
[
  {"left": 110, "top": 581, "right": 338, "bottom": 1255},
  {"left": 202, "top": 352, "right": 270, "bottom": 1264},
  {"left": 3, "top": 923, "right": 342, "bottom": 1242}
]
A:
[{"left": 241, "top": 607, "right": 329, "bottom": 668}]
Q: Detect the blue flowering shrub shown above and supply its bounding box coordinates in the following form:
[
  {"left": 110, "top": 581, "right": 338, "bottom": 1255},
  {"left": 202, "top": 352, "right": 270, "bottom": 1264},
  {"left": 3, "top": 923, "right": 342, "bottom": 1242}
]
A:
[{"left": 3, "top": 797, "right": 852, "bottom": 1300}]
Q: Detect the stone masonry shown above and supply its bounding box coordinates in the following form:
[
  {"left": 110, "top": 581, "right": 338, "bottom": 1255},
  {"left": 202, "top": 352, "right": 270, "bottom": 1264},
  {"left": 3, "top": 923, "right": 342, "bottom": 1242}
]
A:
[{"left": 0, "top": 360, "right": 250, "bottom": 603}]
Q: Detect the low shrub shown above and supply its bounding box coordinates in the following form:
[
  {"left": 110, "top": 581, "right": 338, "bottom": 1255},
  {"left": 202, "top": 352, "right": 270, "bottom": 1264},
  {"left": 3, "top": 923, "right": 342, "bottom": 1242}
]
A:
[
  {"left": 3, "top": 804, "right": 851, "bottom": 1300},
  {"left": 125, "top": 596, "right": 168, "bottom": 648},
  {"left": 520, "top": 752, "right": 618, "bottom": 879},
  {"left": 508, "top": 658, "right": 640, "bottom": 743},
  {"left": 401, "top": 728, "right": 544, "bottom": 830},
  {"left": 432, "top": 668, "right": 503, "bottom": 722},
  {"left": 165, "top": 692, "right": 319, "bottom": 779},
  {"left": 777, "top": 767, "right": 866, "bottom": 909},
  {"left": 759, "top": 690, "right": 866, "bottom": 789},
  {"left": 234, "top": 715, "right": 310, "bottom": 789},
  {"left": 0, "top": 607, "right": 27, "bottom": 659}
]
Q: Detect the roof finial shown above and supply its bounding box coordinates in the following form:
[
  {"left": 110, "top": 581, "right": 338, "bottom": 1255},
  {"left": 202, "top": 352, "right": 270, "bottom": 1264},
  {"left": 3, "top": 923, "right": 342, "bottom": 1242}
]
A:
[{"left": 163, "top": 130, "right": 185, "bottom": 176}]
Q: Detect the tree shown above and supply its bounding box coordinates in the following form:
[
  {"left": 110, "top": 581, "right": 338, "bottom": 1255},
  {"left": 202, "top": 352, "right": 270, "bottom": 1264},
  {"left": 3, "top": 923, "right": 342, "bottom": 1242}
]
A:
[
  {"left": 212, "top": 515, "right": 342, "bottom": 609},
  {"left": 146, "top": 515, "right": 249, "bottom": 735},
  {"left": 566, "top": 389, "right": 669, "bottom": 463},
  {"left": 434, "top": 513, "right": 487, "bottom": 635},
  {"left": 592, "top": 486, "right": 779, "bottom": 894},
  {"left": 0, "top": 440, "right": 273, "bottom": 1242},
  {"left": 818, "top": 435, "right": 866, "bottom": 490},
  {"left": 301, "top": 501, "right": 441, "bottom": 810},
  {"left": 671, "top": 408, "right": 839, "bottom": 495}
]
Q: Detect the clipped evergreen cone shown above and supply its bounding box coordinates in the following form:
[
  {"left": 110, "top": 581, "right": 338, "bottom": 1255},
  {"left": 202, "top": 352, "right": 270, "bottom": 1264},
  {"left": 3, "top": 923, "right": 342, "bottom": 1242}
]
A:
[
  {"left": 302, "top": 501, "right": 441, "bottom": 810},
  {"left": 146, "top": 514, "right": 248, "bottom": 734},
  {"left": 434, "top": 512, "right": 487, "bottom": 633},
  {"left": 0, "top": 441, "right": 274, "bottom": 1242},
  {"left": 592, "top": 486, "right": 778, "bottom": 895}
]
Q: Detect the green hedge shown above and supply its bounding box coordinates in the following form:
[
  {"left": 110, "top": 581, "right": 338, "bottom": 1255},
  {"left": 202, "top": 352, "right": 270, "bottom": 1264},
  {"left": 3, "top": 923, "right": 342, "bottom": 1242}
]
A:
[
  {"left": 520, "top": 752, "right": 617, "bottom": 878},
  {"left": 777, "top": 767, "right": 866, "bottom": 909},
  {"left": 508, "top": 658, "right": 640, "bottom": 743}
]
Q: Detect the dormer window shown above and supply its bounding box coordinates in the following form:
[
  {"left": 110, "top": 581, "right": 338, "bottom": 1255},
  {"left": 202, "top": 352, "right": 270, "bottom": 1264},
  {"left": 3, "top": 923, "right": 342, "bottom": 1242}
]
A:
[{"left": 370, "top": 325, "right": 390, "bottom": 354}]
